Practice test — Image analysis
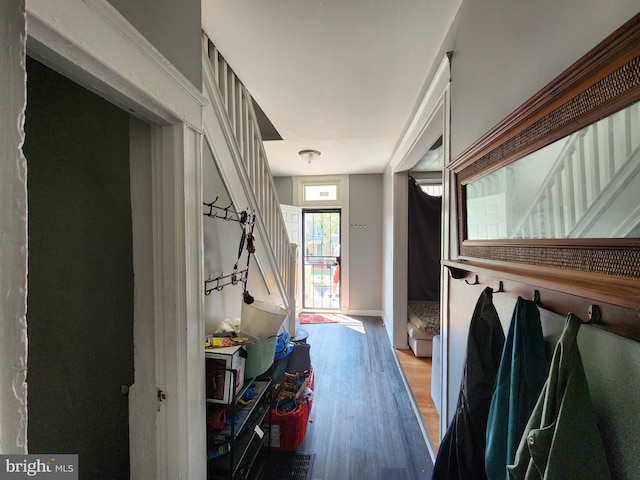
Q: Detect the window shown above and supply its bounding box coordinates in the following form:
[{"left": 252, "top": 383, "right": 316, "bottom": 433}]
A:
[
  {"left": 420, "top": 185, "right": 443, "bottom": 197},
  {"left": 304, "top": 184, "right": 338, "bottom": 202},
  {"left": 294, "top": 176, "right": 347, "bottom": 208}
]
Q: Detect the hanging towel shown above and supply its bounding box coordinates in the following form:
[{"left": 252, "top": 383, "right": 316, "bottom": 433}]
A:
[
  {"left": 432, "top": 287, "right": 505, "bottom": 480},
  {"left": 485, "top": 297, "right": 547, "bottom": 480},
  {"left": 507, "top": 313, "right": 611, "bottom": 480}
]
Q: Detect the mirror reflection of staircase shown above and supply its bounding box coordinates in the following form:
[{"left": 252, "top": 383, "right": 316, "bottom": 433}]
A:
[{"left": 512, "top": 101, "right": 640, "bottom": 239}]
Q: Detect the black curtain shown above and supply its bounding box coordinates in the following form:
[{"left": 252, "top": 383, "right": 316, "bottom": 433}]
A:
[{"left": 407, "top": 176, "right": 442, "bottom": 301}]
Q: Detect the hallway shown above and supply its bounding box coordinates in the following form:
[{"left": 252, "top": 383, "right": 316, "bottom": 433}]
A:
[{"left": 266, "top": 316, "right": 434, "bottom": 479}]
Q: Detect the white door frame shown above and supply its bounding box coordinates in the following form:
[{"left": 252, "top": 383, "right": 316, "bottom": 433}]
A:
[
  {"left": 389, "top": 55, "right": 452, "bottom": 449},
  {"left": 22, "top": 1, "right": 208, "bottom": 478},
  {"left": 292, "top": 175, "right": 350, "bottom": 313},
  {"left": 1, "top": 0, "right": 29, "bottom": 455}
]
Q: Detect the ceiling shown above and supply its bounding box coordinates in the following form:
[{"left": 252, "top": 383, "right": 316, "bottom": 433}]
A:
[{"left": 202, "top": 0, "right": 461, "bottom": 177}]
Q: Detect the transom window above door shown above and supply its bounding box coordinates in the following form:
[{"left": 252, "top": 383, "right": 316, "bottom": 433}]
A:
[
  {"left": 294, "top": 176, "right": 347, "bottom": 208},
  {"left": 304, "top": 184, "right": 338, "bottom": 202}
]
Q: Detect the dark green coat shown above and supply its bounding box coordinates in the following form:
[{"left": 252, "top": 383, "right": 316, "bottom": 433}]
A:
[
  {"left": 507, "top": 314, "right": 611, "bottom": 480},
  {"left": 485, "top": 297, "right": 547, "bottom": 480}
]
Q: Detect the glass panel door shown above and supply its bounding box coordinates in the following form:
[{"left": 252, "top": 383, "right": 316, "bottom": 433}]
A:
[{"left": 302, "top": 209, "right": 340, "bottom": 310}]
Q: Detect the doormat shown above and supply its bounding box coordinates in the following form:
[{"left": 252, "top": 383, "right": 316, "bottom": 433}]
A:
[
  {"left": 258, "top": 452, "right": 315, "bottom": 480},
  {"left": 300, "top": 313, "right": 340, "bottom": 324}
]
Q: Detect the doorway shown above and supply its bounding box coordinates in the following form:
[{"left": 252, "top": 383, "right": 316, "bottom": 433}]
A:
[
  {"left": 404, "top": 135, "right": 445, "bottom": 454},
  {"left": 302, "top": 209, "right": 341, "bottom": 310},
  {"left": 25, "top": 57, "right": 134, "bottom": 478}
]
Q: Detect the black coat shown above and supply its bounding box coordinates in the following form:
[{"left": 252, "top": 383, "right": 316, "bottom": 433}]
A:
[{"left": 432, "top": 287, "right": 505, "bottom": 480}]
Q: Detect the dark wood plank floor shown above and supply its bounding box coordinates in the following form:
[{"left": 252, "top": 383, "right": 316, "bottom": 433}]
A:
[{"left": 295, "top": 315, "right": 433, "bottom": 480}]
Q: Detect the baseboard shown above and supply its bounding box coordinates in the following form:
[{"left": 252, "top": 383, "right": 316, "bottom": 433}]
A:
[{"left": 344, "top": 309, "right": 383, "bottom": 317}]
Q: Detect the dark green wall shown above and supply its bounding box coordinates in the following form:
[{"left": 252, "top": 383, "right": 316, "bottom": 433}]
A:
[{"left": 25, "top": 57, "right": 133, "bottom": 480}]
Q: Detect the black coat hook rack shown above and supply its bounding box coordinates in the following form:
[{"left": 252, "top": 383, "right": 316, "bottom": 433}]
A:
[
  {"left": 205, "top": 269, "right": 248, "bottom": 295},
  {"left": 449, "top": 267, "right": 602, "bottom": 325},
  {"left": 203, "top": 197, "right": 252, "bottom": 224},
  {"left": 464, "top": 274, "right": 503, "bottom": 292},
  {"left": 203, "top": 195, "right": 257, "bottom": 296}
]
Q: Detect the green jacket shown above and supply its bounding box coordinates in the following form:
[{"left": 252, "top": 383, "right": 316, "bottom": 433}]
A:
[
  {"left": 485, "top": 297, "right": 547, "bottom": 480},
  {"left": 507, "top": 314, "right": 611, "bottom": 480}
]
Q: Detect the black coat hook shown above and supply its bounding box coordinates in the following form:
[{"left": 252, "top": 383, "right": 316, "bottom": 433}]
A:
[
  {"left": 496, "top": 281, "right": 505, "bottom": 293},
  {"left": 586, "top": 304, "right": 602, "bottom": 324},
  {"left": 532, "top": 289, "right": 541, "bottom": 304},
  {"left": 465, "top": 274, "right": 480, "bottom": 285}
]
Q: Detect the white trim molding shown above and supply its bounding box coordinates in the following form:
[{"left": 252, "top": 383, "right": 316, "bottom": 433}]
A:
[
  {"left": 389, "top": 54, "right": 451, "bottom": 173},
  {"left": 0, "top": 0, "right": 28, "bottom": 455},
  {"left": 26, "top": 0, "right": 207, "bottom": 130},
  {"left": 382, "top": 52, "right": 452, "bottom": 455}
]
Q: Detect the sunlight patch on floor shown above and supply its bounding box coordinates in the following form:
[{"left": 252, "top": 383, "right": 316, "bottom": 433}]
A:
[{"left": 335, "top": 314, "right": 365, "bottom": 334}]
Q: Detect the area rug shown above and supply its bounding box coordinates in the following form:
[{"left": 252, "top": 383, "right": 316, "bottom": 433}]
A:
[{"left": 299, "top": 313, "right": 340, "bottom": 324}]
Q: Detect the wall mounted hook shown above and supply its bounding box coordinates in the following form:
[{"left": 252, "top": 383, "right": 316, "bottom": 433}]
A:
[
  {"left": 587, "top": 304, "right": 602, "bottom": 324},
  {"left": 465, "top": 274, "right": 480, "bottom": 285},
  {"left": 532, "top": 289, "right": 542, "bottom": 304}
]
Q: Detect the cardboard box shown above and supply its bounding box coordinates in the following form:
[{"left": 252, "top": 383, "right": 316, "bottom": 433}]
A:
[{"left": 205, "top": 345, "right": 246, "bottom": 404}]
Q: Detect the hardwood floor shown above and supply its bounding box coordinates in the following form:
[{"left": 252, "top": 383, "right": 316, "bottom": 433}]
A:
[
  {"left": 290, "top": 316, "right": 434, "bottom": 479},
  {"left": 395, "top": 348, "right": 440, "bottom": 451}
]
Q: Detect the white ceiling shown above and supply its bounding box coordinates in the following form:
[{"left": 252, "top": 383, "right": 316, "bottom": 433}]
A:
[{"left": 202, "top": 0, "right": 461, "bottom": 177}]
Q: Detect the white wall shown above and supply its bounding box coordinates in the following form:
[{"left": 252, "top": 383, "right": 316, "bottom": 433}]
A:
[
  {"left": 0, "top": 0, "right": 28, "bottom": 455},
  {"left": 107, "top": 0, "right": 202, "bottom": 88},
  {"left": 273, "top": 176, "right": 294, "bottom": 204},
  {"left": 202, "top": 145, "right": 249, "bottom": 333},
  {"left": 381, "top": 167, "right": 395, "bottom": 338},
  {"left": 348, "top": 175, "right": 384, "bottom": 312},
  {"left": 448, "top": 0, "right": 639, "bottom": 160},
  {"left": 381, "top": 167, "right": 410, "bottom": 347},
  {"left": 274, "top": 174, "right": 385, "bottom": 315},
  {"left": 202, "top": 144, "right": 279, "bottom": 334}
]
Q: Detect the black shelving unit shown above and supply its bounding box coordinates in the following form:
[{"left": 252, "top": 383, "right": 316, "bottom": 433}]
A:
[{"left": 206, "top": 357, "right": 272, "bottom": 480}]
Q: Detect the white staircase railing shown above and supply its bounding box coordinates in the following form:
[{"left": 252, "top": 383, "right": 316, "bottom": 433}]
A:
[
  {"left": 202, "top": 34, "right": 295, "bottom": 309},
  {"left": 511, "top": 101, "right": 640, "bottom": 238}
]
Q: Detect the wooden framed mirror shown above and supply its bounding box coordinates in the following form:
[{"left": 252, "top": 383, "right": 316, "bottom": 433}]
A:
[{"left": 445, "top": 14, "right": 640, "bottom": 315}]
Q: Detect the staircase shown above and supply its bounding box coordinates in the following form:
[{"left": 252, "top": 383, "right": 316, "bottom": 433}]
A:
[
  {"left": 511, "top": 101, "right": 640, "bottom": 239},
  {"left": 201, "top": 34, "right": 295, "bottom": 312}
]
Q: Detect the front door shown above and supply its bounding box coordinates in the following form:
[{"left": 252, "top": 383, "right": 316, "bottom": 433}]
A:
[{"left": 302, "top": 209, "right": 341, "bottom": 310}]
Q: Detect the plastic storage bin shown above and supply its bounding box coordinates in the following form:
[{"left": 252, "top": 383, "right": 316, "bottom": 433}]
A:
[
  {"left": 241, "top": 300, "right": 288, "bottom": 339},
  {"left": 245, "top": 336, "right": 277, "bottom": 379},
  {"left": 267, "top": 401, "right": 310, "bottom": 452}
]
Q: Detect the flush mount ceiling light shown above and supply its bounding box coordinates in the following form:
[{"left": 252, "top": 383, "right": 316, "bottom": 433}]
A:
[{"left": 298, "top": 149, "right": 321, "bottom": 164}]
